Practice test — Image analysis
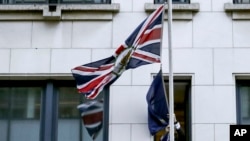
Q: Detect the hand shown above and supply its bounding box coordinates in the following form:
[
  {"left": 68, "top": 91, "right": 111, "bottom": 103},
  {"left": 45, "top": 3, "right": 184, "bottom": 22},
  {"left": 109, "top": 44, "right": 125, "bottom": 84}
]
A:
[
  {"left": 167, "top": 114, "right": 178, "bottom": 123},
  {"left": 165, "top": 125, "right": 170, "bottom": 133}
]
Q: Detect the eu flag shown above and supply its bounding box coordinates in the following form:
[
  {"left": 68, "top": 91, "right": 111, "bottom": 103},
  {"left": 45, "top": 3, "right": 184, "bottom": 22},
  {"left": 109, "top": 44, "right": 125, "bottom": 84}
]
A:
[{"left": 146, "top": 70, "right": 169, "bottom": 135}]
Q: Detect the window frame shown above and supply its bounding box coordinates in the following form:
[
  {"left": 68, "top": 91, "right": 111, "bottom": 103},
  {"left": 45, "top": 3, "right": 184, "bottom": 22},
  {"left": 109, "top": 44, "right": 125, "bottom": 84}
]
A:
[
  {"left": 236, "top": 80, "right": 250, "bottom": 124},
  {"left": 153, "top": 77, "right": 192, "bottom": 141},
  {"left": 0, "top": 80, "right": 44, "bottom": 141}
]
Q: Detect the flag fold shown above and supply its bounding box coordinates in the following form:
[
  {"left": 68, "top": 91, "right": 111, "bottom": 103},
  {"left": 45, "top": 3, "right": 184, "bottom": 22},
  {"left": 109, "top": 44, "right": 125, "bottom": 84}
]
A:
[
  {"left": 77, "top": 100, "right": 104, "bottom": 140},
  {"left": 146, "top": 70, "right": 169, "bottom": 135},
  {"left": 72, "top": 5, "right": 164, "bottom": 99}
]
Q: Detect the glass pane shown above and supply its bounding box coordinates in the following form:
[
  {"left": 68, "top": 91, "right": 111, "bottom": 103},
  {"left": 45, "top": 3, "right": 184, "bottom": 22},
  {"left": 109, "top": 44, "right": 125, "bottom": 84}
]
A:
[
  {"left": 58, "top": 87, "right": 80, "bottom": 118},
  {"left": 0, "top": 88, "right": 9, "bottom": 141},
  {"left": 58, "top": 87, "right": 106, "bottom": 141},
  {"left": 10, "top": 120, "right": 40, "bottom": 141},
  {"left": 80, "top": 93, "right": 104, "bottom": 141},
  {"left": 0, "top": 88, "right": 9, "bottom": 118},
  {"left": 239, "top": 86, "right": 250, "bottom": 124},
  {"left": 58, "top": 119, "right": 80, "bottom": 141},
  {"left": 0, "top": 120, "right": 8, "bottom": 141},
  {"left": 58, "top": 87, "right": 81, "bottom": 141},
  {"left": 9, "top": 87, "right": 41, "bottom": 141},
  {"left": 242, "top": 0, "right": 250, "bottom": 3},
  {"left": 11, "top": 87, "right": 41, "bottom": 119},
  {"left": 239, "top": 0, "right": 249, "bottom": 3},
  {"left": 234, "top": 0, "right": 250, "bottom": 3}
]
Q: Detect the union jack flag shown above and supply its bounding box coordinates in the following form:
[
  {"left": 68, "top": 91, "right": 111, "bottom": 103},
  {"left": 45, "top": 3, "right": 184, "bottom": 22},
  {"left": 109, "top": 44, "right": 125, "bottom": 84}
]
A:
[
  {"left": 72, "top": 5, "right": 164, "bottom": 99},
  {"left": 77, "top": 100, "right": 104, "bottom": 140}
]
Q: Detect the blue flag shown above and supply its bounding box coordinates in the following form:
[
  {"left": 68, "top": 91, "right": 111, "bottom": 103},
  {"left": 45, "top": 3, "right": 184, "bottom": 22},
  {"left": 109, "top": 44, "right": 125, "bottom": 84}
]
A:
[{"left": 146, "top": 70, "right": 169, "bottom": 135}]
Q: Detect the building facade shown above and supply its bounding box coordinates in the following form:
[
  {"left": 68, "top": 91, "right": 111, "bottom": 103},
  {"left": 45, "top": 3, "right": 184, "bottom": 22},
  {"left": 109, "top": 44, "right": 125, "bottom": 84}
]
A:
[{"left": 1, "top": 0, "right": 250, "bottom": 141}]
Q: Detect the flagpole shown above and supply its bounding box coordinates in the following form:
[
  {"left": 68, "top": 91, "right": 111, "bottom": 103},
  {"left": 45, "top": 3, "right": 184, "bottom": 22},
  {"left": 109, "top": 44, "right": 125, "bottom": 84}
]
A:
[
  {"left": 167, "top": 0, "right": 175, "bottom": 141},
  {"left": 161, "top": 3, "right": 168, "bottom": 106},
  {"left": 160, "top": 4, "right": 165, "bottom": 64}
]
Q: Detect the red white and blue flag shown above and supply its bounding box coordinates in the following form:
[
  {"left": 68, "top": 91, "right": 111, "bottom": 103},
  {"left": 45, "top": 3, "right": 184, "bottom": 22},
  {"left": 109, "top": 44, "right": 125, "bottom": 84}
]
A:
[
  {"left": 72, "top": 5, "right": 164, "bottom": 99},
  {"left": 77, "top": 100, "right": 103, "bottom": 140}
]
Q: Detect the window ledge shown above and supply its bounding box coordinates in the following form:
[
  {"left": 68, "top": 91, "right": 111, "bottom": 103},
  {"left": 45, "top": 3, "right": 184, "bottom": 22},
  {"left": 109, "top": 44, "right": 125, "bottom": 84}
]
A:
[
  {"left": 0, "top": 73, "right": 74, "bottom": 80},
  {"left": 0, "top": 4, "right": 120, "bottom": 20},
  {"left": 224, "top": 3, "right": 250, "bottom": 20},
  {"left": 224, "top": 3, "right": 250, "bottom": 11},
  {"left": 144, "top": 3, "right": 199, "bottom": 20}
]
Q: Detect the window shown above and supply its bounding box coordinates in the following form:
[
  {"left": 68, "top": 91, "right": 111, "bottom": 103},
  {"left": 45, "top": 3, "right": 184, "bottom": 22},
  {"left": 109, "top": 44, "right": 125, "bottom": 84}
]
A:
[
  {"left": 57, "top": 86, "right": 82, "bottom": 141},
  {"left": 0, "top": 0, "right": 111, "bottom": 4},
  {"left": 0, "top": 80, "right": 109, "bottom": 141},
  {"left": 79, "top": 91, "right": 106, "bottom": 141},
  {"left": 0, "top": 82, "right": 42, "bottom": 141},
  {"left": 154, "top": 78, "right": 192, "bottom": 141},
  {"left": 154, "top": 0, "right": 190, "bottom": 4},
  {"left": 236, "top": 80, "right": 250, "bottom": 124},
  {"left": 234, "top": 0, "right": 250, "bottom": 4}
]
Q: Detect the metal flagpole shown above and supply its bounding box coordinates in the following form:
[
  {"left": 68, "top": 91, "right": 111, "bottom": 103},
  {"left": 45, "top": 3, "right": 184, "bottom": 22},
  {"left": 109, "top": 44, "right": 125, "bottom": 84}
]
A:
[
  {"left": 167, "top": 0, "right": 175, "bottom": 141},
  {"left": 161, "top": 2, "right": 170, "bottom": 120}
]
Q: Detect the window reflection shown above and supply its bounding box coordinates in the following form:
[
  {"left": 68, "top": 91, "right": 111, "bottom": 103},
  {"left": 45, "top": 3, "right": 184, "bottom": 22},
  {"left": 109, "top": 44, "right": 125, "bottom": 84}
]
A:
[
  {"left": 238, "top": 85, "right": 250, "bottom": 124},
  {"left": 0, "top": 86, "right": 42, "bottom": 141},
  {"left": 0, "top": 87, "right": 41, "bottom": 119},
  {"left": 58, "top": 87, "right": 80, "bottom": 118},
  {"left": 234, "top": 0, "right": 250, "bottom": 4},
  {"left": 11, "top": 88, "right": 41, "bottom": 119},
  {"left": 0, "top": 88, "right": 9, "bottom": 119},
  {"left": 58, "top": 87, "right": 81, "bottom": 141},
  {"left": 81, "top": 91, "right": 104, "bottom": 141},
  {"left": 78, "top": 99, "right": 104, "bottom": 140},
  {"left": 0, "top": 82, "right": 107, "bottom": 141}
]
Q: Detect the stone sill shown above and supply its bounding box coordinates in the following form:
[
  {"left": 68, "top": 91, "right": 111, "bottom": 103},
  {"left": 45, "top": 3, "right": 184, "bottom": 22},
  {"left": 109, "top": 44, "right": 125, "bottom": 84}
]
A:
[
  {"left": 0, "top": 4, "right": 120, "bottom": 11},
  {"left": 144, "top": 3, "right": 199, "bottom": 20},
  {"left": 224, "top": 3, "right": 250, "bottom": 11},
  {"left": 224, "top": 3, "right": 250, "bottom": 19},
  {"left": 0, "top": 4, "right": 120, "bottom": 20},
  {"left": 0, "top": 73, "right": 74, "bottom": 80}
]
